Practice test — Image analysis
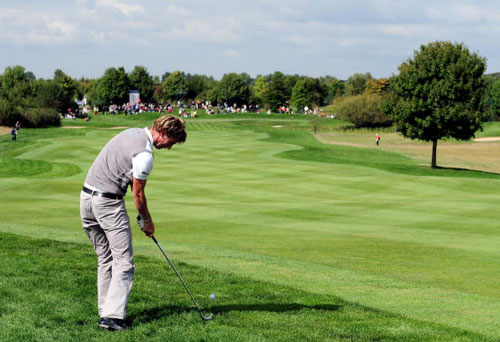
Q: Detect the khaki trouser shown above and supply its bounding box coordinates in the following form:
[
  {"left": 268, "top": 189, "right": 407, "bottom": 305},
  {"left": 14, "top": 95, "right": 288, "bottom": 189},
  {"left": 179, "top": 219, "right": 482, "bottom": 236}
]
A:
[{"left": 80, "top": 191, "right": 135, "bottom": 319}]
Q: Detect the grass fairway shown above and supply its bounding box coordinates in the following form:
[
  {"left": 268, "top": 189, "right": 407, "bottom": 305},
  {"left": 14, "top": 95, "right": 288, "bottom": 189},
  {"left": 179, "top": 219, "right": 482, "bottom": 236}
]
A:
[{"left": 1, "top": 114, "right": 500, "bottom": 340}]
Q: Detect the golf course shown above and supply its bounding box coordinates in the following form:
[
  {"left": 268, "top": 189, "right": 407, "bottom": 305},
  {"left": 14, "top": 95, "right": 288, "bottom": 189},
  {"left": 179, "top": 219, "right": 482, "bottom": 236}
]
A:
[{"left": 1, "top": 112, "right": 500, "bottom": 341}]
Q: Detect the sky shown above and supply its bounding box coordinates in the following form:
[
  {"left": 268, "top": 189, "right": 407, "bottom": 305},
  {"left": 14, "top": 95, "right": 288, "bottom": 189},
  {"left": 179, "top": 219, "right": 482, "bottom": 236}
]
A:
[{"left": 1, "top": 0, "right": 500, "bottom": 80}]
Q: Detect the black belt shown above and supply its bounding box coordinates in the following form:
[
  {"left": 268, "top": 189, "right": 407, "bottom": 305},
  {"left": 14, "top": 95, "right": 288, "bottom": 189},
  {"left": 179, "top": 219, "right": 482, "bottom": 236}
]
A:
[{"left": 82, "top": 186, "right": 123, "bottom": 200}]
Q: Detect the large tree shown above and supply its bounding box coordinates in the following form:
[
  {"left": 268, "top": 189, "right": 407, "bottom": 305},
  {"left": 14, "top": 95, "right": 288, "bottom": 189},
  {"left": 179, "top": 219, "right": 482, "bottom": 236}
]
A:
[
  {"left": 129, "top": 65, "right": 154, "bottom": 103},
  {"left": 319, "top": 76, "right": 344, "bottom": 104},
  {"left": 265, "top": 71, "right": 289, "bottom": 111},
  {"left": 1, "top": 65, "right": 35, "bottom": 100},
  {"left": 53, "top": 69, "right": 79, "bottom": 112},
  {"left": 345, "top": 72, "right": 372, "bottom": 96},
  {"left": 385, "top": 41, "right": 488, "bottom": 168},
  {"left": 251, "top": 76, "right": 268, "bottom": 106},
  {"left": 217, "top": 73, "right": 250, "bottom": 106},
  {"left": 95, "top": 67, "right": 130, "bottom": 106},
  {"left": 162, "top": 71, "right": 188, "bottom": 102},
  {"left": 185, "top": 73, "right": 215, "bottom": 101},
  {"left": 291, "top": 77, "right": 322, "bottom": 110}
]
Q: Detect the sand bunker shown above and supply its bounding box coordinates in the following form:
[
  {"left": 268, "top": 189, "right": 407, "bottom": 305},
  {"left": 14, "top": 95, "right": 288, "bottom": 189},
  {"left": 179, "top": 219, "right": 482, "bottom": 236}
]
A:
[{"left": 473, "top": 137, "right": 500, "bottom": 142}]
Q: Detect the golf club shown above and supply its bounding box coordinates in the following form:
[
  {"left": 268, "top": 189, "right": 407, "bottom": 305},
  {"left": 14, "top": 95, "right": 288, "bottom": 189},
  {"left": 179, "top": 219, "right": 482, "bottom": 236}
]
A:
[{"left": 137, "top": 215, "right": 213, "bottom": 322}]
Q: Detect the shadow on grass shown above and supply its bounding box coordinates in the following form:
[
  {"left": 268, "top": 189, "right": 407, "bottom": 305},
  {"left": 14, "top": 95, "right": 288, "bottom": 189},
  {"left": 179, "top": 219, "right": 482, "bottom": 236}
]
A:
[
  {"left": 434, "top": 165, "right": 500, "bottom": 176},
  {"left": 130, "top": 303, "right": 342, "bottom": 323}
]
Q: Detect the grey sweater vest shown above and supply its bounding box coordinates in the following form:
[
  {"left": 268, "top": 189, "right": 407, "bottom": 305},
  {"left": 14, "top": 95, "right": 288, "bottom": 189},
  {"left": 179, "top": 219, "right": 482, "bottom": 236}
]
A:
[{"left": 85, "top": 128, "right": 152, "bottom": 195}]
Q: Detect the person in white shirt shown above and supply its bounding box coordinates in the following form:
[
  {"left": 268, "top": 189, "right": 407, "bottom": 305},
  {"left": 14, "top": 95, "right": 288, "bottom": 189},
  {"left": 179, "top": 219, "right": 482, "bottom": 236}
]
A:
[{"left": 80, "top": 115, "right": 186, "bottom": 331}]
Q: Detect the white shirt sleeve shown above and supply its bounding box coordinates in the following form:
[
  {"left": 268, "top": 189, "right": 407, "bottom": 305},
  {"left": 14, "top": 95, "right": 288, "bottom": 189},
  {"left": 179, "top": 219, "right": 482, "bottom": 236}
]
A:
[{"left": 132, "top": 152, "right": 154, "bottom": 180}]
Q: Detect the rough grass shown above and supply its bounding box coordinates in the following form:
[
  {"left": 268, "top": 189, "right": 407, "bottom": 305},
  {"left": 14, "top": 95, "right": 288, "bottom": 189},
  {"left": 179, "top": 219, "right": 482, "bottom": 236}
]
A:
[{"left": 317, "top": 127, "right": 500, "bottom": 174}]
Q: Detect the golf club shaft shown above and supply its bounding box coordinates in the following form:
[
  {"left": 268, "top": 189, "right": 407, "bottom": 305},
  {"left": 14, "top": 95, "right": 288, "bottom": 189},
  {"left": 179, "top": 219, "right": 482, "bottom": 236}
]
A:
[{"left": 151, "top": 236, "right": 208, "bottom": 320}]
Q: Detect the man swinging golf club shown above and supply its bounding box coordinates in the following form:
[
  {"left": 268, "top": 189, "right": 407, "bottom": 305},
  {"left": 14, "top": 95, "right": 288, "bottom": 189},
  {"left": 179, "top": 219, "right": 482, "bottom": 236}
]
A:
[{"left": 80, "top": 115, "right": 186, "bottom": 331}]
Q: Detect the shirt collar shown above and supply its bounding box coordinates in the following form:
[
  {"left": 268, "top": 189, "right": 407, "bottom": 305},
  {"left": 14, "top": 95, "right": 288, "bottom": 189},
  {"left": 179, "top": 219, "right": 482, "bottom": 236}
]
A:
[{"left": 144, "top": 127, "right": 153, "bottom": 151}]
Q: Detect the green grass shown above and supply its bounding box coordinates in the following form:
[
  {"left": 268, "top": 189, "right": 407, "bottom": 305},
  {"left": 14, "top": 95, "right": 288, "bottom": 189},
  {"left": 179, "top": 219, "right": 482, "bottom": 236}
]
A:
[
  {"left": 0, "top": 233, "right": 492, "bottom": 341},
  {"left": 2, "top": 114, "right": 500, "bottom": 340},
  {"left": 476, "top": 121, "right": 500, "bottom": 137}
]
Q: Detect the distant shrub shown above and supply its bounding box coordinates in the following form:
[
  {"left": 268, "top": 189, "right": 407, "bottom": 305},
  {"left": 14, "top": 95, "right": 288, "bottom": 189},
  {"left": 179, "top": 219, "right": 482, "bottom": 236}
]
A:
[
  {"left": 336, "top": 94, "right": 392, "bottom": 128},
  {"left": 0, "top": 98, "right": 21, "bottom": 127},
  {"left": 21, "top": 107, "right": 60, "bottom": 127}
]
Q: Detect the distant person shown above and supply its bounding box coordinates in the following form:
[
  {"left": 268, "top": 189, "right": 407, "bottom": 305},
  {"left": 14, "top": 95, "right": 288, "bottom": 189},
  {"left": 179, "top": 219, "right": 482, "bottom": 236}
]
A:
[
  {"left": 80, "top": 115, "right": 187, "bottom": 331},
  {"left": 15, "top": 121, "right": 21, "bottom": 132},
  {"left": 10, "top": 128, "right": 17, "bottom": 141},
  {"left": 375, "top": 133, "right": 381, "bottom": 146}
]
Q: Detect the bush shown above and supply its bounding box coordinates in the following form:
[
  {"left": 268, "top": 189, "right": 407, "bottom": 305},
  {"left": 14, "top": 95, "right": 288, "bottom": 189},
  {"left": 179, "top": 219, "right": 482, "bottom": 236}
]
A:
[
  {"left": 21, "top": 107, "right": 60, "bottom": 127},
  {"left": 336, "top": 93, "right": 392, "bottom": 128},
  {"left": 0, "top": 98, "right": 21, "bottom": 127}
]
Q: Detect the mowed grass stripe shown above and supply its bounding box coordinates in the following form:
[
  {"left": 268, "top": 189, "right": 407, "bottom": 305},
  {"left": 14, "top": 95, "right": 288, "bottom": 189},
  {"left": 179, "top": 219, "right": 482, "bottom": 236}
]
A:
[
  {"left": 0, "top": 232, "right": 493, "bottom": 342},
  {"left": 186, "top": 121, "right": 236, "bottom": 132}
]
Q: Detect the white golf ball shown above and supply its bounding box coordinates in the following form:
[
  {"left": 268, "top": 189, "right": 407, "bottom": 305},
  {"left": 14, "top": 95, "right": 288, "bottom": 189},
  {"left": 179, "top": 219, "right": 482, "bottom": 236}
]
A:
[{"left": 209, "top": 293, "right": 216, "bottom": 300}]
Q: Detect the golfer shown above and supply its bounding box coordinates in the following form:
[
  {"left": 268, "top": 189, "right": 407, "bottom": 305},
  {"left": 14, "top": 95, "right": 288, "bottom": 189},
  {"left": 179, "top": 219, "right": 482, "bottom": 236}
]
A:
[{"left": 80, "top": 115, "right": 186, "bottom": 331}]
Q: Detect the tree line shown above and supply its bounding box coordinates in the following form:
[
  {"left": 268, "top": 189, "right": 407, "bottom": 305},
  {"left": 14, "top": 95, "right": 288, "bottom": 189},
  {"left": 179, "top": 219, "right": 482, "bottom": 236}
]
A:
[
  {"left": 0, "top": 63, "right": 389, "bottom": 127},
  {"left": 2, "top": 40, "right": 500, "bottom": 170}
]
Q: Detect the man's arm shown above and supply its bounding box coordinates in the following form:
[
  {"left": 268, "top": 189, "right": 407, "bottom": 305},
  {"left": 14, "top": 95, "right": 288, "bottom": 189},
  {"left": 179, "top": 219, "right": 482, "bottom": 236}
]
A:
[{"left": 132, "top": 177, "right": 155, "bottom": 237}]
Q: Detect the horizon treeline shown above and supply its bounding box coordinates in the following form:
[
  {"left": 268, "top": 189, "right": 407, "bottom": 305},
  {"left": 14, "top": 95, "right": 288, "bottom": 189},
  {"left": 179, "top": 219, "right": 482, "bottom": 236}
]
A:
[{"left": 1, "top": 64, "right": 500, "bottom": 128}]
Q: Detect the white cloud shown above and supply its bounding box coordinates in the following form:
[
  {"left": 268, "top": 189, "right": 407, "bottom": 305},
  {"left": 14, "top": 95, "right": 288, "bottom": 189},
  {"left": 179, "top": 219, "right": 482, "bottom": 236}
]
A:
[
  {"left": 164, "top": 4, "right": 191, "bottom": 17},
  {"left": 427, "top": 3, "right": 500, "bottom": 23},
  {"left": 0, "top": 9, "right": 78, "bottom": 46},
  {"left": 95, "top": 0, "right": 144, "bottom": 16},
  {"left": 2, "top": 1, "right": 500, "bottom": 79},
  {"left": 222, "top": 49, "right": 239, "bottom": 57},
  {"left": 377, "top": 24, "right": 443, "bottom": 37},
  {"left": 166, "top": 17, "right": 239, "bottom": 44}
]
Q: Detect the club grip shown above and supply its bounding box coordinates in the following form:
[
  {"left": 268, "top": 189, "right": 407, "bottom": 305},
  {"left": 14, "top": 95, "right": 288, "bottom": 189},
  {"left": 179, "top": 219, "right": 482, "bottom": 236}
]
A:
[{"left": 136, "top": 214, "right": 145, "bottom": 231}]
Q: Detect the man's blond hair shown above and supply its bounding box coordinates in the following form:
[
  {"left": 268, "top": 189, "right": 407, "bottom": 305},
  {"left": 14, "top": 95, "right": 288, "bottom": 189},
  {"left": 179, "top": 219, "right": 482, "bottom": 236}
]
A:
[{"left": 152, "top": 115, "right": 186, "bottom": 143}]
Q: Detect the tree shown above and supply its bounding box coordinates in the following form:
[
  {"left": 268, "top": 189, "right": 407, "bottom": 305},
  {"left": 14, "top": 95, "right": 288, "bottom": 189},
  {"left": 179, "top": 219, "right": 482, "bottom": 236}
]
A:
[
  {"left": 489, "top": 78, "right": 500, "bottom": 119},
  {"left": 1, "top": 65, "right": 34, "bottom": 100},
  {"left": 319, "top": 76, "right": 344, "bottom": 104},
  {"left": 217, "top": 73, "right": 250, "bottom": 106},
  {"left": 291, "top": 77, "right": 322, "bottom": 110},
  {"left": 252, "top": 76, "right": 268, "bottom": 105},
  {"left": 129, "top": 65, "right": 154, "bottom": 102},
  {"left": 345, "top": 72, "right": 372, "bottom": 96},
  {"left": 162, "top": 71, "right": 188, "bottom": 102},
  {"left": 385, "top": 41, "right": 488, "bottom": 168},
  {"left": 95, "top": 67, "right": 130, "bottom": 106},
  {"left": 284, "top": 74, "right": 299, "bottom": 99},
  {"left": 336, "top": 93, "right": 391, "bottom": 128},
  {"left": 53, "top": 69, "right": 79, "bottom": 112},
  {"left": 35, "top": 79, "right": 65, "bottom": 110},
  {"left": 185, "top": 74, "right": 214, "bottom": 100},
  {"left": 161, "top": 71, "right": 171, "bottom": 83},
  {"left": 84, "top": 79, "right": 100, "bottom": 106},
  {"left": 265, "top": 71, "right": 289, "bottom": 111},
  {"left": 0, "top": 66, "right": 60, "bottom": 127},
  {"left": 365, "top": 78, "right": 390, "bottom": 95},
  {"left": 2, "top": 65, "right": 28, "bottom": 90}
]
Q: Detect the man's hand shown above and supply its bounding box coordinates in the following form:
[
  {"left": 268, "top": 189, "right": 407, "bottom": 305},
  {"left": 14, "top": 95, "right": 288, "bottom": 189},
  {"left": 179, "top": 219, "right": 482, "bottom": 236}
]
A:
[
  {"left": 143, "top": 220, "right": 155, "bottom": 237},
  {"left": 137, "top": 214, "right": 155, "bottom": 238},
  {"left": 133, "top": 177, "right": 155, "bottom": 238}
]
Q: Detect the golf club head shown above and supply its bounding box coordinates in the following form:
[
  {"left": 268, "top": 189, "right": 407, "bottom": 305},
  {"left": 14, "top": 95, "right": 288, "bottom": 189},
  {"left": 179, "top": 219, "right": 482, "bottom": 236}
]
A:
[{"left": 202, "top": 313, "right": 214, "bottom": 321}]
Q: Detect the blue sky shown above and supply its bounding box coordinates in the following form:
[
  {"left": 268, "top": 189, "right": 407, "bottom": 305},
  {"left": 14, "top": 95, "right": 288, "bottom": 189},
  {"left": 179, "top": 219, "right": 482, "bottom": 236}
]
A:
[{"left": 1, "top": 0, "right": 500, "bottom": 80}]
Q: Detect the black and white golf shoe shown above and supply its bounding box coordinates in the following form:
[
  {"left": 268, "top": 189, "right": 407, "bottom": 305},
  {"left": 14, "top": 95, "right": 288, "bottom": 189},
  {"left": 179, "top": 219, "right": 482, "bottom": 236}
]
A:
[{"left": 98, "top": 317, "right": 130, "bottom": 331}]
